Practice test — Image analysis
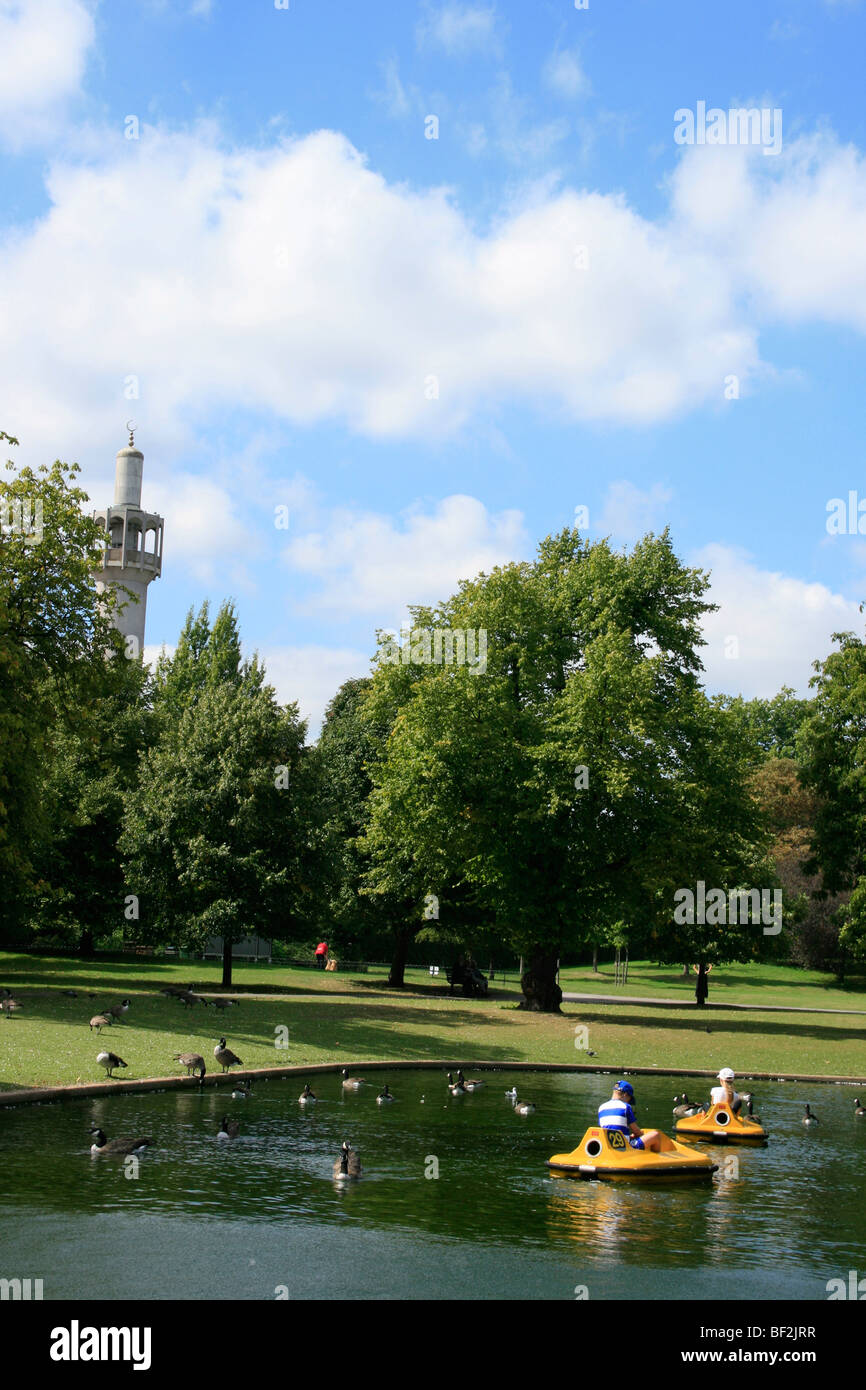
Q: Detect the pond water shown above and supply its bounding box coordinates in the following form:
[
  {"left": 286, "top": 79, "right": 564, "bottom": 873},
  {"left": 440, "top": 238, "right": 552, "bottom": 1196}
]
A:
[{"left": 1, "top": 1070, "right": 863, "bottom": 1301}]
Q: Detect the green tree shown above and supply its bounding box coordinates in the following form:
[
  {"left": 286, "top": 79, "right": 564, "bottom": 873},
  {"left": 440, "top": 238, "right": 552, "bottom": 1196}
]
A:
[
  {"left": 121, "top": 677, "right": 310, "bottom": 986},
  {"left": 33, "top": 653, "right": 153, "bottom": 956},
  {"left": 0, "top": 441, "right": 120, "bottom": 931},
  {"left": 798, "top": 623, "right": 866, "bottom": 969},
  {"left": 316, "top": 678, "right": 384, "bottom": 959},
  {"left": 362, "top": 528, "right": 768, "bottom": 1008}
]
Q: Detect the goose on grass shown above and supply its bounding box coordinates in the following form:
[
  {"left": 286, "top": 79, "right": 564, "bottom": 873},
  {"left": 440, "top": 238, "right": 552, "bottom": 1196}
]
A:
[
  {"left": 103, "top": 998, "right": 130, "bottom": 1021},
  {"left": 96, "top": 1050, "right": 127, "bottom": 1078},
  {"left": 174, "top": 1052, "right": 207, "bottom": 1079},
  {"left": 214, "top": 1038, "right": 243, "bottom": 1072}
]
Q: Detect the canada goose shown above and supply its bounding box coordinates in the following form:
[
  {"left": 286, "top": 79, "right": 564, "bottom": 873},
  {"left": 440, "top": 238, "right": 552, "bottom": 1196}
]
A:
[
  {"left": 160, "top": 983, "right": 195, "bottom": 998},
  {"left": 0, "top": 998, "right": 23, "bottom": 1017},
  {"left": 213, "top": 1038, "right": 243, "bottom": 1072},
  {"left": 341, "top": 1068, "right": 367, "bottom": 1090},
  {"left": 333, "top": 1140, "right": 362, "bottom": 1179},
  {"left": 217, "top": 1115, "right": 239, "bottom": 1140},
  {"left": 803, "top": 1104, "right": 818, "bottom": 1126},
  {"left": 512, "top": 1095, "right": 536, "bottom": 1115},
  {"left": 62, "top": 989, "right": 78, "bottom": 998},
  {"left": 299, "top": 1084, "right": 317, "bottom": 1104},
  {"left": 89, "top": 1014, "right": 112, "bottom": 1032},
  {"left": 174, "top": 1052, "right": 206, "bottom": 1079},
  {"left": 89, "top": 1127, "right": 150, "bottom": 1156},
  {"left": 178, "top": 990, "right": 207, "bottom": 1008},
  {"left": 103, "top": 998, "right": 130, "bottom": 1021},
  {"left": 377, "top": 1084, "right": 395, "bottom": 1104},
  {"left": 456, "top": 1070, "right": 484, "bottom": 1091},
  {"left": 673, "top": 1093, "right": 700, "bottom": 1118},
  {"left": 746, "top": 1097, "right": 761, "bottom": 1122},
  {"left": 208, "top": 997, "right": 239, "bottom": 1010},
  {"left": 854, "top": 1098, "right": 866, "bottom": 1116},
  {"left": 231, "top": 1079, "right": 252, "bottom": 1099},
  {"left": 504, "top": 1086, "right": 518, "bottom": 1100},
  {"left": 447, "top": 1072, "right": 466, "bottom": 1096},
  {"left": 96, "top": 1051, "right": 128, "bottom": 1078}
]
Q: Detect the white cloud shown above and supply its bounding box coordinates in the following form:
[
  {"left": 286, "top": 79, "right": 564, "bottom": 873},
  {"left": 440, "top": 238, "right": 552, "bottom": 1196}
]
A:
[
  {"left": 145, "top": 474, "right": 259, "bottom": 588},
  {"left": 595, "top": 481, "right": 674, "bottom": 546},
  {"left": 0, "top": 125, "right": 768, "bottom": 463},
  {"left": 258, "top": 644, "right": 373, "bottom": 740},
  {"left": 6, "top": 126, "right": 866, "bottom": 465},
  {"left": 0, "top": 0, "right": 95, "bottom": 146},
  {"left": 544, "top": 48, "right": 589, "bottom": 101},
  {"left": 371, "top": 58, "right": 412, "bottom": 119},
  {"left": 696, "top": 543, "right": 861, "bottom": 697},
  {"left": 417, "top": 2, "right": 499, "bottom": 56},
  {"left": 670, "top": 136, "right": 866, "bottom": 331},
  {"left": 284, "top": 493, "right": 527, "bottom": 621}
]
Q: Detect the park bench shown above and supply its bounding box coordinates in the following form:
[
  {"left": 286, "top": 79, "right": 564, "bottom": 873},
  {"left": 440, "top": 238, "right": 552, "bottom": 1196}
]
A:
[{"left": 445, "top": 963, "right": 489, "bottom": 998}]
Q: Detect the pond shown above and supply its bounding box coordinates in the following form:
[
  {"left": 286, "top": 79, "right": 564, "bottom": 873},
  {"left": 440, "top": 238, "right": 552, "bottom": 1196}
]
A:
[{"left": 1, "top": 1069, "right": 862, "bottom": 1301}]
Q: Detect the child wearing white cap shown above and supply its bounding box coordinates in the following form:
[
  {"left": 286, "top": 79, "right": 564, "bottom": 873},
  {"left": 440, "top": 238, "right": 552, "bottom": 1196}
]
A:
[{"left": 710, "top": 1067, "right": 742, "bottom": 1113}]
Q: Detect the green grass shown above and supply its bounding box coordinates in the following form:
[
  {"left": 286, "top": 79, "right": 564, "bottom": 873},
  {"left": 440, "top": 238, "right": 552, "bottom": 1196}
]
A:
[
  {"left": 1, "top": 952, "right": 865, "bottom": 1090},
  {"left": 558, "top": 959, "right": 866, "bottom": 1010}
]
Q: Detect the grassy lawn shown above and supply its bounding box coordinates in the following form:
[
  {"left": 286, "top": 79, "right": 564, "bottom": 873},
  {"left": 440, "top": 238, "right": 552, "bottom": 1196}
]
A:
[
  {"left": 558, "top": 960, "right": 866, "bottom": 1009},
  {"left": 1, "top": 952, "right": 865, "bottom": 1090}
]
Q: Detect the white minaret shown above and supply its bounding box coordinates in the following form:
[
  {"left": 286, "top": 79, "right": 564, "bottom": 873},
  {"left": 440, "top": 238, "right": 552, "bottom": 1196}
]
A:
[{"left": 92, "top": 426, "right": 164, "bottom": 656}]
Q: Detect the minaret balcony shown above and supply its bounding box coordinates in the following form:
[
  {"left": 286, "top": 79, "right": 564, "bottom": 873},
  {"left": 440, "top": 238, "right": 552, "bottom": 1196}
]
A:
[{"left": 103, "top": 546, "right": 162, "bottom": 573}]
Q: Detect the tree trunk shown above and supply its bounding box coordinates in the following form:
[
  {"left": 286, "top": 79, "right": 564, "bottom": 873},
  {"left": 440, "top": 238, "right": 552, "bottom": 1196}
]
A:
[
  {"left": 681, "top": 963, "right": 691, "bottom": 977},
  {"left": 389, "top": 926, "right": 412, "bottom": 987},
  {"left": 592, "top": 945, "right": 598, "bottom": 973},
  {"left": 221, "top": 937, "right": 233, "bottom": 989},
  {"left": 518, "top": 948, "right": 563, "bottom": 1013},
  {"left": 79, "top": 929, "right": 95, "bottom": 958}
]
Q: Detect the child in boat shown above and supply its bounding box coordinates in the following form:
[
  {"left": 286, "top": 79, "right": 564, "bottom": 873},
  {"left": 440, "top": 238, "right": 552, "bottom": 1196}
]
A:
[
  {"left": 710, "top": 1067, "right": 742, "bottom": 1114},
  {"left": 598, "top": 1081, "right": 661, "bottom": 1151}
]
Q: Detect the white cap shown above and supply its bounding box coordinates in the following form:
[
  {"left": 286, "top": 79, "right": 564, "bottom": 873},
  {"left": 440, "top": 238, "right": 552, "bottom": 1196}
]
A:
[{"left": 718, "top": 1067, "right": 735, "bottom": 1080}]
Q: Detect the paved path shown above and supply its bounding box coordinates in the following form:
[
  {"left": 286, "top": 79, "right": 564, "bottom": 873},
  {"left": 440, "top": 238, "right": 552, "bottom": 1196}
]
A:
[{"left": 561, "top": 991, "right": 866, "bottom": 1017}]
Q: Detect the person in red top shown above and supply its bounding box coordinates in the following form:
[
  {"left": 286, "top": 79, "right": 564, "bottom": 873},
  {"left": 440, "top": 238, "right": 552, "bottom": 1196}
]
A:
[{"left": 315, "top": 941, "right": 329, "bottom": 970}]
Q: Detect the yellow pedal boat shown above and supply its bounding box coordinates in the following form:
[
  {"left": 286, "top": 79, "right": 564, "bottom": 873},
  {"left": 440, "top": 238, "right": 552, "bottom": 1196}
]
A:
[
  {"left": 675, "top": 1102, "right": 767, "bottom": 1144},
  {"left": 548, "top": 1126, "right": 717, "bottom": 1180}
]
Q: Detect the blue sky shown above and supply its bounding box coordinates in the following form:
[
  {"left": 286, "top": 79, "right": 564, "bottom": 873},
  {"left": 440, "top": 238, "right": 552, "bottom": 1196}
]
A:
[{"left": 2, "top": 0, "right": 866, "bottom": 733}]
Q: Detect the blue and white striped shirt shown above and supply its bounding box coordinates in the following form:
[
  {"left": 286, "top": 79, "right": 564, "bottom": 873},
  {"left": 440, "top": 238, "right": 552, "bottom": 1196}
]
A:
[{"left": 598, "top": 1098, "right": 636, "bottom": 1133}]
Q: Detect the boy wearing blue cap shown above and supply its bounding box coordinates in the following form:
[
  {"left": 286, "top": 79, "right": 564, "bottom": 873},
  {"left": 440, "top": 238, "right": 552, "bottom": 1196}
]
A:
[{"left": 598, "top": 1080, "right": 661, "bottom": 1151}]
